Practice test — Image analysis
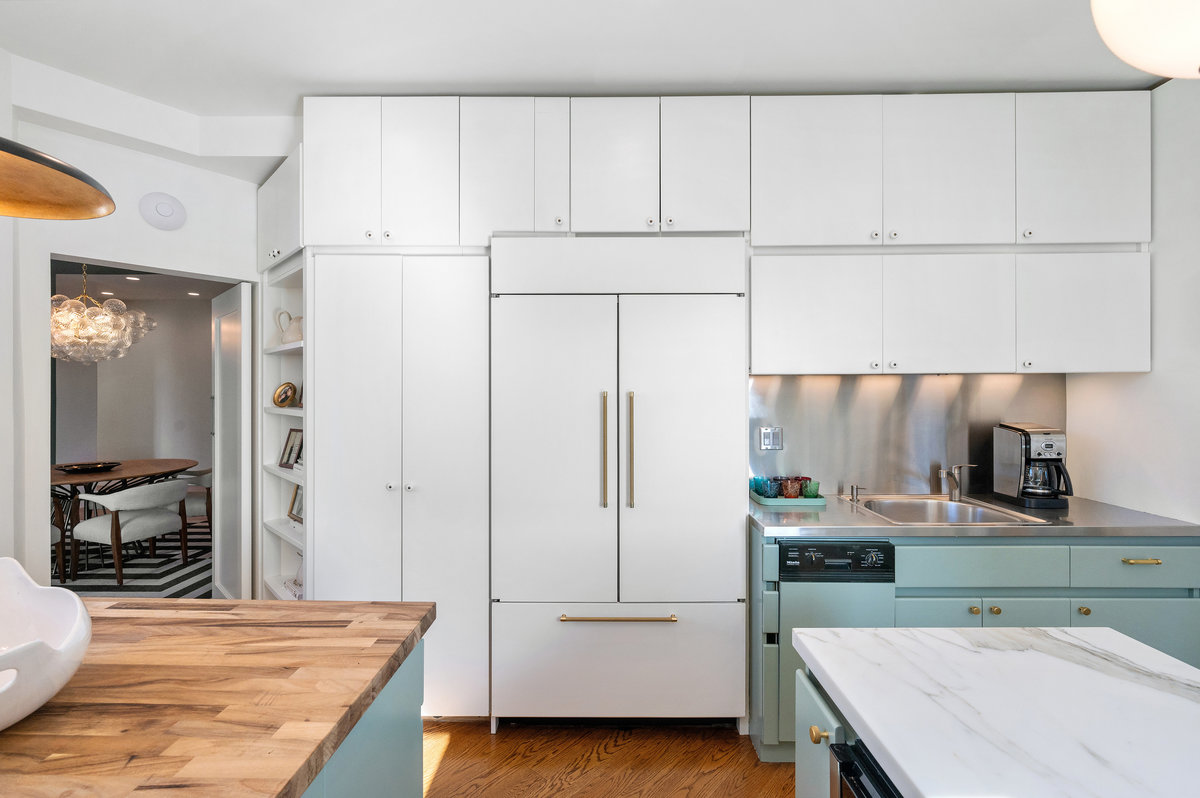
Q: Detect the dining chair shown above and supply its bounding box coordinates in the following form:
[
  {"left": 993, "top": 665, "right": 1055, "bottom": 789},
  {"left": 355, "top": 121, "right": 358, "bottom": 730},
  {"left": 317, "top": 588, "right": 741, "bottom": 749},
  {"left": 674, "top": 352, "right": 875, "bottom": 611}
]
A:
[
  {"left": 71, "top": 480, "right": 189, "bottom": 584},
  {"left": 51, "top": 499, "right": 68, "bottom": 584},
  {"left": 179, "top": 469, "right": 213, "bottom": 533}
]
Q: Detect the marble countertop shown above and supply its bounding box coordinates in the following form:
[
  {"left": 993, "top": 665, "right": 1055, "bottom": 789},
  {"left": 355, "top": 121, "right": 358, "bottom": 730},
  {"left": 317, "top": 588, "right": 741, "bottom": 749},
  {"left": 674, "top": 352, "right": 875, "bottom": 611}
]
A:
[
  {"left": 752, "top": 494, "right": 1200, "bottom": 537},
  {"left": 793, "top": 626, "right": 1200, "bottom": 798}
]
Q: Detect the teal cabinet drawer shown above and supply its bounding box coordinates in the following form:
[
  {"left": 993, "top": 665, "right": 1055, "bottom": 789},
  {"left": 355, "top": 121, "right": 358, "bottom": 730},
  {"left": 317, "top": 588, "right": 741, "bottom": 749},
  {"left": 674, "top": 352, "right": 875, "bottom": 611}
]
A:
[
  {"left": 980, "top": 597, "right": 1071, "bottom": 627},
  {"left": 896, "top": 597, "right": 983, "bottom": 627},
  {"left": 1072, "top": 598, "right": 1200, "bottom": 668},
  {"left": 795, "top": 670, "right": 847, "bottom": 798},
  {"left": 896, "top": 545, "right": 1069, "bottom": 588},
  {"left": 1070, "top": 546, "right": 1200, "bottom": 588}
]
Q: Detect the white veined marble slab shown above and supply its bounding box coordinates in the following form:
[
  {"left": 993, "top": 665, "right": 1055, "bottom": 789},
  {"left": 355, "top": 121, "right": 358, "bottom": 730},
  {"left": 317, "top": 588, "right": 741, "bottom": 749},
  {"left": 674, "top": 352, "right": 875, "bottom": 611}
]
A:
[{"left": 792, "top": 626, "right": 1200, "bottom": 798}]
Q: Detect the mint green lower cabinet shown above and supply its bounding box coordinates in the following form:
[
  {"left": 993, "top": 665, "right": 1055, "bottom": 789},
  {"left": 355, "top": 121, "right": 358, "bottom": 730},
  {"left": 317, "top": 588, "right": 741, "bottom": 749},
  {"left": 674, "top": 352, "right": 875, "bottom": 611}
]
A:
[
  {"left": 981, "top": 597, "right": 1071, "bottom": 627},
  {"left": 1072, "top": 599, "right": 1200, "bottom": 667},
  {"left": 794, "top": 669, "right": 845, "bottom": 798},
  {"left": 896, "top": 597, "right": 983, "bottom": 627}
]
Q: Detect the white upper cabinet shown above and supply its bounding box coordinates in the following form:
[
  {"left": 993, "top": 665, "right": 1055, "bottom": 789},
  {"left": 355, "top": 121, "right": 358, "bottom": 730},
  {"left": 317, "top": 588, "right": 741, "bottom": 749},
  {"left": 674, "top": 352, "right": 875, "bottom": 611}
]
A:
[
  {"left": 257, "top": 145, "right": 302, "bottom": 272},
  {"left": 303, "top": 97, "right": 382, "bottom": 246},
  {"left": 1016, "top": 253, "right": 1150, "bottom": 372},
  {"left": 535, "top": 97, "right": 571, "bottom": 232},
  {"left": 883, "top": 94, "right": 1016, "bottom": 245},
  {"left": 750, "top": 255, "right": 884, "bottom": 374},
  {"left": 460, "top": 97, "right": 535, "bottom": 247},
  {"left": 883, "top": 254, "right": 1016, "bottom": 373},
  {"left": 660, "top": 96, "right": 750, "bottom": 232},
  {"left": 1015, "top": 92, "right": 1151, "bottom": 244},
  {"left": 571, "top": 97, "right": 661, "bottom": 232},
  {"left": 382, "top": 96, "right": 459, "bottom": 246},
  {"left": 751, "top": 95, "right": 883, "bottom": 246}
]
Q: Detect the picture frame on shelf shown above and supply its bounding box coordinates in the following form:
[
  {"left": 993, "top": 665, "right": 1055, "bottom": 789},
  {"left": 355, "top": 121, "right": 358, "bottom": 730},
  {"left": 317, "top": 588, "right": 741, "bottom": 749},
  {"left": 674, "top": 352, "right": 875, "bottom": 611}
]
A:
[
  {"left": 279, "top": 428, "right": 303, "bottom": 469},
  {"left": 288, "top": 485, "right": 304, "bottom": 523},
  {"left": 273, "top": 381, "right": 298, "bottom": 408}
]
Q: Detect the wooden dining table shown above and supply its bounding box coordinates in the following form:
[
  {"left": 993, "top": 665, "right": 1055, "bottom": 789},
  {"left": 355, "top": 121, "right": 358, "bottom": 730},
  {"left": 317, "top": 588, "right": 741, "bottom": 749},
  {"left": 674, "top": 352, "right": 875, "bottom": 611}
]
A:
[{"left": 50, "top": 458, "right": 199, "bottom": 582}]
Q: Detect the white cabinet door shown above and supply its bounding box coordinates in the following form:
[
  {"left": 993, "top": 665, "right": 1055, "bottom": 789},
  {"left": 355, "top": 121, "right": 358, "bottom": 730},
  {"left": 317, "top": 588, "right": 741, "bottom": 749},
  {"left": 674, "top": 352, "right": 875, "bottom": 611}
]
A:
[
  {"left": 883, "top": 254, "right": 1016, "bottom": 374},
  {"left": 660, "top": 96, "right": 749, "bottom": 232},
  {"left": 1016, "top": 253, "right": 1150, "bottom": 373},
  {"left": 460, "top": 98, "right": 534, "bottom": 246},
  {"left": 750, "top": 255, "right": 883, "bottom": 374},
  {"left": 491, "top": 295, "right": 619, "bottom": 602},
  {"left": 570, "top": 97, "right": 660, "bottom": 232},
  {"left": 1016, "top": 92, "right": 1151, "bottom": 244},
  {"left": 382, "top": 96, "right": 459, "bottom": 245},
  {"left": 750, "top": 95, "right": 883, "bottom": 246},
  {"left": 883, "top": 93, "right": 1015, "bottom": 245},
  {"left": 309, "top": 253, "right": 404, "bottom": 600},
  {"left": 401, "top": 256, "right": 490, "bottom": 716},
  {"left": 534, "top": 97, "right": 571, "bottom": 232},
  {"left": 257, "top": 148, "right": 301, "bottom": 272},
  {"left": 618, "top": 295, "right": 747, "bottom": 602},
  {"left": 302, "top": 97, "right": 381, "bottom": 246}
]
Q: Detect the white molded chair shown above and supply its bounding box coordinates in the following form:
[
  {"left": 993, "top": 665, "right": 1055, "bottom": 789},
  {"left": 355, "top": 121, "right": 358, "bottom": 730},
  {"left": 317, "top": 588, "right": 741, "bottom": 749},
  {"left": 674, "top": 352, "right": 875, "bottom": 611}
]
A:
[
  {"left": 71, "top": 480, "right": 189, "bottom": 584},
  {"left": 179, "top": 469, "right": 213, "bottom": 532}
]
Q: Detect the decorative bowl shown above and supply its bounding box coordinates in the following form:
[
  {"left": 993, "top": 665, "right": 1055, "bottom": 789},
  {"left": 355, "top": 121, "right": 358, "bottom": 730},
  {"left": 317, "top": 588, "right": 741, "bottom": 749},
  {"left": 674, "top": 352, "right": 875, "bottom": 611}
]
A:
[
  {"left": 54, "top": 461, "right": 120, "bottom": 474},
  {"left": 0, "top": 557, "right": 91, "bottom": 731}
]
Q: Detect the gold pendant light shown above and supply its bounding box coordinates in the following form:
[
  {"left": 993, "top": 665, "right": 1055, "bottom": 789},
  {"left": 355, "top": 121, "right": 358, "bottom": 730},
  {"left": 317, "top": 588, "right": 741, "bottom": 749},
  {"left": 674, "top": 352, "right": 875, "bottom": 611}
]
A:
[{"left": 0, "top": 135, "right": 115, "bottom": 220}]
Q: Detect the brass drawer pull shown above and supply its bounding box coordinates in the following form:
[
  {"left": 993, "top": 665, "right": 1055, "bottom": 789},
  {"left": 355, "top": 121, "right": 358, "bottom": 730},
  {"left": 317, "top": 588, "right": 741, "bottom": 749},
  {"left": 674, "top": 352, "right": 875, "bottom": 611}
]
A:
[
  {"left": 1078, "top": 606, "right": 1092, "bottom": 616},
  {"left": 809, "top": 725, "right": 829, "bottom": 745},
  {"left": 968, "top": 606, "right": 981, "bottom": 615},
  {"left": 559, "top": 614, "right": 678, "bottom": 623},
  {"left": 989, "top": 606, "right": 1002, "bottom": 615},
  {"left": 1121, "top": 558, "right": 1163, "bottom": 565}
]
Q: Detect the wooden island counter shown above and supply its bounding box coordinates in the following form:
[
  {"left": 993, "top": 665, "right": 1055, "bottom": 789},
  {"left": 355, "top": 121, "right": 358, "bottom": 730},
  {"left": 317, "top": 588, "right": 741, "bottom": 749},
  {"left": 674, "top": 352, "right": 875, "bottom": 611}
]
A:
[{"left": 0, "top": 598, "right": 435, "bottom": 797}]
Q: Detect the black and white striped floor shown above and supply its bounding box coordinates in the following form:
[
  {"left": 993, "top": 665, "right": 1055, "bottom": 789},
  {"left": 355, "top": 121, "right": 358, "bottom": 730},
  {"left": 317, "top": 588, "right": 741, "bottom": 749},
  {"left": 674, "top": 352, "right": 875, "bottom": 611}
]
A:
[{"left": 61, "top": 531, "right": 212, "bottom": 598}]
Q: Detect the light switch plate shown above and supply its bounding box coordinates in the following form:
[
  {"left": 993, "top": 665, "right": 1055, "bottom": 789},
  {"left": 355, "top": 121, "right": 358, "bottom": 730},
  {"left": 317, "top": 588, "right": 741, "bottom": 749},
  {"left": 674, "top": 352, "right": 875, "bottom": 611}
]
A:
[{"left": 759, "top": 426, "right": 783, "bottom": 450}]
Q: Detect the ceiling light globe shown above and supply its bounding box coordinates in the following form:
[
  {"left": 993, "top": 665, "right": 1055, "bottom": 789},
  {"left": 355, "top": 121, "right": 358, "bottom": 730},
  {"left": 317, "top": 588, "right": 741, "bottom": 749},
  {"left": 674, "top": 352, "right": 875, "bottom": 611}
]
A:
[{"left": 1092, "top": 0, "right": 1200, "bottom": 77}]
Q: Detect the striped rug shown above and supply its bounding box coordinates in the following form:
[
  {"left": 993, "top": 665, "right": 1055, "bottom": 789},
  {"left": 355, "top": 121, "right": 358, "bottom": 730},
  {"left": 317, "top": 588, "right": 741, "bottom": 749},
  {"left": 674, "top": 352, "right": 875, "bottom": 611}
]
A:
[{"left": 62, "top": 530, "right": 212, "bottom": 599}]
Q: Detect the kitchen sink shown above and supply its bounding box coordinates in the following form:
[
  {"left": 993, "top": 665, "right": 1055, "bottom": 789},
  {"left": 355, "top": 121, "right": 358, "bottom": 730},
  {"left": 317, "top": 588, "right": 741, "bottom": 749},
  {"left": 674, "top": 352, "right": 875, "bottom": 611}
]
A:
[{"left": 838, "top": 494, "right": 1048, "bottom": 526}]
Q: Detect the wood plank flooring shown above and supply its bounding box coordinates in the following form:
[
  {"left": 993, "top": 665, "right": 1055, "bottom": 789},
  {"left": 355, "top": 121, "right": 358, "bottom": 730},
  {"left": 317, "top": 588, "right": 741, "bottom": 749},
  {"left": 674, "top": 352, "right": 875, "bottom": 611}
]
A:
[{"left": 422, "top": 720, "right": 795, "bottom": 798}]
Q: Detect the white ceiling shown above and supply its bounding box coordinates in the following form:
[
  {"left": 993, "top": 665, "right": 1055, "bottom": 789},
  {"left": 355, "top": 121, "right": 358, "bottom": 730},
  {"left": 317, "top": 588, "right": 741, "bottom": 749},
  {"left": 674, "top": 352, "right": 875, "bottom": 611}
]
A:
[
  {"left": 54, "top": 266, "right": 233, "bottom": 303},
  {"left": 0, "top": 1, "right": 1157, "bottom": 118}
]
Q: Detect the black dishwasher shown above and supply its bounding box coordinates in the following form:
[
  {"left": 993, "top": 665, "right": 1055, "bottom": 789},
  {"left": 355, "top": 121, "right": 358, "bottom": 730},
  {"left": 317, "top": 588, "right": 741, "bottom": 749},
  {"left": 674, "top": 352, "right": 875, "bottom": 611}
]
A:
[{"left": 776, "top": 540, "right": 895, "bottom": 744}]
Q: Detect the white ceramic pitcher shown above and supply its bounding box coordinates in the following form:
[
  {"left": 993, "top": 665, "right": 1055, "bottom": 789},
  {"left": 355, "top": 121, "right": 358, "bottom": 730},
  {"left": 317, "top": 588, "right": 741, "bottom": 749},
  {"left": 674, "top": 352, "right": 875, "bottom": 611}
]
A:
[{"left": 276, "top": 310, "right": 304, "bottom": 344}]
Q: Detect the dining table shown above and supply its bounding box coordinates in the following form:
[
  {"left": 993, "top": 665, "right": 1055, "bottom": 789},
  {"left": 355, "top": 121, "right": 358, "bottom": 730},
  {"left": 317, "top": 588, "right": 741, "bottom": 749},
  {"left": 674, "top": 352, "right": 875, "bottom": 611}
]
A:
[{"left": 50, "top": 458, "right": 199, "bottom": 582}]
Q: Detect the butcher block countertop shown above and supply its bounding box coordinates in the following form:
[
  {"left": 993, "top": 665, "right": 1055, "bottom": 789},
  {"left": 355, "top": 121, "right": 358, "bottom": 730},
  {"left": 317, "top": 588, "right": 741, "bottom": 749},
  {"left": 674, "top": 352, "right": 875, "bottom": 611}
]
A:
[{"left": 0, "top": 598, "right": 436, "bottom": 797}]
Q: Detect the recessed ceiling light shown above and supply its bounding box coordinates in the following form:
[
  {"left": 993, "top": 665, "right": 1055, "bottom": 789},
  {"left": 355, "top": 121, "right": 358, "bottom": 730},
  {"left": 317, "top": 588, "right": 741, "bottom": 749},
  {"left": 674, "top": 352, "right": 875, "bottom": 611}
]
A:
[
  {"left": 187, "top": 292, "right": 200, "bottom": 297},
  {"left": 125, "top": 276, "right": 140, "bottom": 281},
  {"left": 100, "top": 291, "right": 113, "bottom": 296}
]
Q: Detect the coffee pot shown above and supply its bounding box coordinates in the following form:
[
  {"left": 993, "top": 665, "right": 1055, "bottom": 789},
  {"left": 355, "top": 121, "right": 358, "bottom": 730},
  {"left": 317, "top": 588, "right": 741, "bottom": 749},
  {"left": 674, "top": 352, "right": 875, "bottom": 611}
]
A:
[{"left": 993, "top": 422, "right": 1074, "bottom": 509}]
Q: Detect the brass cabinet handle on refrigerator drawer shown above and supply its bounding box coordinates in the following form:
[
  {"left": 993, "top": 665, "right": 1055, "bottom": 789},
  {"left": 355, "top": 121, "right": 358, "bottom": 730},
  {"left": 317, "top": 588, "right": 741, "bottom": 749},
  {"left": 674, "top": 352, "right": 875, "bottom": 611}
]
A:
[
  {"left": 559, "top": 614, "right": 678, "bottom": 623},
  {"left": 809, "top": 726, "right": 829, "bottom": 745},
  {"left": 1121, "top": 558, "right": 1163, "bottom": 565},
  {"left": 602, "top": 391, "right": 608, "bottom": 508}
]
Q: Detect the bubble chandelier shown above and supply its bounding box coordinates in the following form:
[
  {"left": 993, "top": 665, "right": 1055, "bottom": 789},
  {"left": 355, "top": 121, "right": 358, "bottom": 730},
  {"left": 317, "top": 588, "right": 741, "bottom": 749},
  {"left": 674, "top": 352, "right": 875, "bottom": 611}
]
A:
[{"left": 50, "top": 264, "right": 156, "bottom": 364}]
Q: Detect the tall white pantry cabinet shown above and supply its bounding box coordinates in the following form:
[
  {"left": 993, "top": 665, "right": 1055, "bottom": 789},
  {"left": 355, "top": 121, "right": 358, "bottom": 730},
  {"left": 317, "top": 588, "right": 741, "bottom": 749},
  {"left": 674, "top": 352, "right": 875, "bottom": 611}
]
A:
[{"left": 489, "top": 238, "right": 748, "bottom": 721}]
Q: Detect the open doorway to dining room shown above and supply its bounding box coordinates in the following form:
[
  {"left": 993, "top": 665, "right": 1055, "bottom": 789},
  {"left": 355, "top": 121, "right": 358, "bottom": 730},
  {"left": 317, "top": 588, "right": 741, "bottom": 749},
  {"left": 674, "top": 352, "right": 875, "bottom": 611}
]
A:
[{"left": 49, "top": 257, "right": 246, "bottom": 598}]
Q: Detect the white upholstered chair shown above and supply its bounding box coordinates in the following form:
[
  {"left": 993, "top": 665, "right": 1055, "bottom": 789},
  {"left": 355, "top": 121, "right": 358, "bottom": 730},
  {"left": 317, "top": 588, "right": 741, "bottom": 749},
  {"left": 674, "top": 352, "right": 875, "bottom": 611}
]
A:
[
  {"left": 179, "top": 469, "right": 213, "bottom": 533},
  {"left": 71, "top": 480, "right": 189, "bottom": 584}
]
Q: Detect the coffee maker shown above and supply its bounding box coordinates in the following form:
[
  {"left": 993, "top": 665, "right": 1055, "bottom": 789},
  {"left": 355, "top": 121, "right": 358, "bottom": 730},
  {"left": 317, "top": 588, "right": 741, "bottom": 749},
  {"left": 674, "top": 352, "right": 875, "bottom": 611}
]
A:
[{"left": 993, "top": 422, "right": 1074, "bottom": 509}]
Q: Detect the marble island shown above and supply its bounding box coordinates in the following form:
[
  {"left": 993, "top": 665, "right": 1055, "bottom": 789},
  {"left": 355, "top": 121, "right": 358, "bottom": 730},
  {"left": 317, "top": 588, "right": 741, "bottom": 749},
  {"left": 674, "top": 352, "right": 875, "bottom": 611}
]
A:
[{"left": 793, "top": 626, "right": 1200, "bottom": 798}]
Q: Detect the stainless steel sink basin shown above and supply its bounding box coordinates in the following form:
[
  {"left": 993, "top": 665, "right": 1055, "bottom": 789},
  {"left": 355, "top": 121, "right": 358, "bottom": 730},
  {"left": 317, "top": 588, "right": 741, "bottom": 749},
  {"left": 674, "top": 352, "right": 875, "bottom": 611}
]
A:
[{"left": 838, "top": 494, "right": 1048, "bottom": 526}]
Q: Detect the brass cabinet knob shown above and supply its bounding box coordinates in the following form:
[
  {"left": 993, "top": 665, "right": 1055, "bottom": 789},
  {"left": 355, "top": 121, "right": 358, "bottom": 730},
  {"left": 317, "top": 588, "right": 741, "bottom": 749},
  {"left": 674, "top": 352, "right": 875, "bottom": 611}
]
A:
[
  {"left": 1078, "top": 606, "right": 1092, "bottom": 616},
  {"left": 809, "top": 725, "right": 830, "bottom": 745},
  {"left": 989, "top": 606, "right": 1002, "bottom": 615},
  {"left": 969, "top": 606, "right": 981, "bottom": 615}
]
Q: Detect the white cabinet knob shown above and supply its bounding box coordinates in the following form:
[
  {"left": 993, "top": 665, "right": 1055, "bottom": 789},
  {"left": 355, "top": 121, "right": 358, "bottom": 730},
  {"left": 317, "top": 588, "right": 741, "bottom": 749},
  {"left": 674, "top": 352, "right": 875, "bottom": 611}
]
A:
[
  {"left": 1022, "top": 229, "right": 1034, "bottom": 239},
  {"left": 871, "top": 231, "right": 880, "bottom": 240},
  {"left": 665, "top": 217, "right": 674, "bottom": 226},
  {"left": 365, "top": 230, "right": 375, "bottom": 240},
  {"left": 555, "top": 216, "right": 563, "bottom": 226},
  {"left": 889, "top": 361, "right": 899, "bottom": 369},
  {"left": 404, "top": 483, "right": 414, "bottom": 492},
  {"left": 1022, "top": 360, "right": 1033, "bottom": 369},
  {"left": 385, "top": 482, "right": 396, "bottom": 491},
  {"left": 646, "top": 217, "right": 655, "bottom": 227},
  {"left": 889, "top": 231, "right": 899, "bottom": 240},
  {"left": 870, "top": 361, "right": 881, "bottom": 370},
  {"left": 383, "top": 230, "right": 392, "bottom": 240}
]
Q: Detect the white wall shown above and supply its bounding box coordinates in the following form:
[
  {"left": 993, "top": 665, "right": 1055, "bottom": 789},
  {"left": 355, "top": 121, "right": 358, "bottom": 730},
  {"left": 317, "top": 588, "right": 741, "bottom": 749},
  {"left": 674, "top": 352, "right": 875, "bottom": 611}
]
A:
[
  {"left": 53, "top": 362, "right": 98, "bottom": 464},
  {"left": 1066, "top": 79, "right": 1200, "bottom": 524},
  {"left": 0, "top": 49, "right": 13, "bottom": 562},
  {"left": 96, "top": 299, "right": 213, "bottom": 469},
  {"left": 10, "top": 122, "right": 256, "bottom": 579}
]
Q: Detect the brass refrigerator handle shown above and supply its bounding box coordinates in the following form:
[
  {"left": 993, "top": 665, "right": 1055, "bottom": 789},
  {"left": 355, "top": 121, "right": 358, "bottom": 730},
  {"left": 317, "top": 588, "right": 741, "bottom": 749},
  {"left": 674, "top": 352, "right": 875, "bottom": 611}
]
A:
[
  {"left": 1121, "top": 558, "right": 1163, "bottom": 565},
  {"left": 602, "top": 391, "right": 608, "bottom": 509},
  {"left": 628, "top": 391, "right": 635, "bottom": 508},
  {"left": 559, "top": 614, "right": 678, "bottom": 623}
]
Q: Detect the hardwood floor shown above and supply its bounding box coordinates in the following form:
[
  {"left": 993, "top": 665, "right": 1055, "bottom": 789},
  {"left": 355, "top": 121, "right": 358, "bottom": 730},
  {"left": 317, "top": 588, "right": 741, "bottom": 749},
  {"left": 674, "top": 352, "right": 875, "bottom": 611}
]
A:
[{"left": 423, "top": 719, "right": 795, "bottom": 797}]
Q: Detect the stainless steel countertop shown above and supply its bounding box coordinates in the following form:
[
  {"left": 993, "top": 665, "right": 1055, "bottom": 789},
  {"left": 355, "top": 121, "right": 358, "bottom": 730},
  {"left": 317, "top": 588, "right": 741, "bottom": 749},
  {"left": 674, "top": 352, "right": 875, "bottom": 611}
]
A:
[{"left": 749, "top": 494, "right": 1200, "bottom": 538}]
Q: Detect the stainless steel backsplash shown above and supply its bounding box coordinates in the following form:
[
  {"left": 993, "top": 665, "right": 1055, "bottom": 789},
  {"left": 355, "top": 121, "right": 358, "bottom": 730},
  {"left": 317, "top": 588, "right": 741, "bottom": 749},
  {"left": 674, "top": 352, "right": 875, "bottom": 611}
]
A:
[{"left": 749, "top": 374, "right": 1067, "bottom": 496}]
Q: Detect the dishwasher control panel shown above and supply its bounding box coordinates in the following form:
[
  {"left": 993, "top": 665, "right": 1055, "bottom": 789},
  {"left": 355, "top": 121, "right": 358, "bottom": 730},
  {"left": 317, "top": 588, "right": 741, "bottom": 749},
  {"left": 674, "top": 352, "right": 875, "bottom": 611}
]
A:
[{"left": 778, "top": 540, "right": 895, "bottom": 582}]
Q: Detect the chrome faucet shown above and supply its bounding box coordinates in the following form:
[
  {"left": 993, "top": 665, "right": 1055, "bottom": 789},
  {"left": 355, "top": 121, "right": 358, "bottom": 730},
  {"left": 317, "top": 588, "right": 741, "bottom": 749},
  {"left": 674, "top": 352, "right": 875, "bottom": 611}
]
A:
[
  {"left": 849, "top": 484, "right": 861, "bottom": 503},
  {"left": 939, "top": 464, "right": 977, "bottom": 501}
]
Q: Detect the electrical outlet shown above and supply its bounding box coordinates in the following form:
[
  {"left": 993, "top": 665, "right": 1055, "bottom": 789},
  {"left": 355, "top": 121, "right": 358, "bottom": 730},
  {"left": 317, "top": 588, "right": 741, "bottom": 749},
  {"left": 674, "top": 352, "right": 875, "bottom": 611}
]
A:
[{"left": 759, "top": 426, "right": 783, "bottom": 450}]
